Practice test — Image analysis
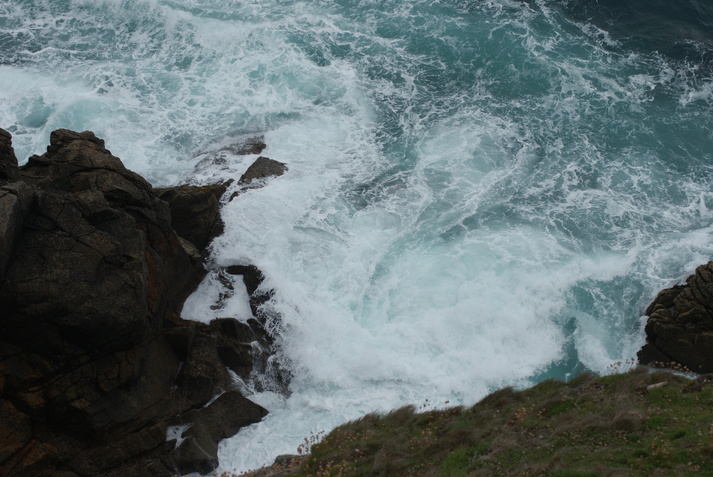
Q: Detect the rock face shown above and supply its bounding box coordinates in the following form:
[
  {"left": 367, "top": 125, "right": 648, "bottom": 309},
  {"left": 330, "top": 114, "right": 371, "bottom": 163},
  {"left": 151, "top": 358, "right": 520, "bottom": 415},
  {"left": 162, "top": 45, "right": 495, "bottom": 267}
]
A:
[
  {"left": 155, "top": 183, "right": 227, "bottom": 253},
  {"left": 0, "top": 129, "right": 19, "bottom": 183},
  {"left": 0, "top": 129, "right": 281, "bottom": 477},
  {"left": 638, "top": 261, "right": 713, "bottom": 373}
]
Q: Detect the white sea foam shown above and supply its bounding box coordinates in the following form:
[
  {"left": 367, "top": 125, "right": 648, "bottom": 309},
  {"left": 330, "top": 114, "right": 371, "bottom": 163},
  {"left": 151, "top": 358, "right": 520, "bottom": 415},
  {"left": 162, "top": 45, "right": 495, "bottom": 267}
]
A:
[
  {"left": 181, "top": 271, "right": 253, "bottom": 324},
  {"left": 2, "top": 0, "right": 713, "bottom": 475}
]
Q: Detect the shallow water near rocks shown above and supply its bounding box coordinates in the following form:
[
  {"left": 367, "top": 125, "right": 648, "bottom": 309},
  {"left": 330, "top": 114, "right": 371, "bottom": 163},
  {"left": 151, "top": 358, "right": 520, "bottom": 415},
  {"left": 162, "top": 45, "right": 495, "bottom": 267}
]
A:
[{"left": 2, "top": 0, "right": 713, "bottom": 473}]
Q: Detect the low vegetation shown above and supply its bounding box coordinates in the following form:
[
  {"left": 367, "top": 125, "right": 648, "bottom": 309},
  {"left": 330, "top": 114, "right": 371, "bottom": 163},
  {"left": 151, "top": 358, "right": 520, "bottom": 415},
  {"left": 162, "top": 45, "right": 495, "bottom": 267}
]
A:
[{"left": 235, "top": 367, "right": 713, "bottom": 476}]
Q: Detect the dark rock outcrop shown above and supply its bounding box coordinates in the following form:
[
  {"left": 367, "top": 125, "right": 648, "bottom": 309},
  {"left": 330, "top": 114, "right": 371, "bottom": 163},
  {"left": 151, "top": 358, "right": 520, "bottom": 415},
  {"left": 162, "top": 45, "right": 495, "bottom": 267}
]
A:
[
  {"left": 638, "top": 261, "right": 713, "bottom": 373},
  {"left": 0, "top": 129, "right": 282, "bottom": 476},
  {"left": 0, "top": 129, "right": 20, "bottom": 183},
  {"left": 239, "top": 156, "right": 287, "bottom": 186},
  {"left": 227, "top": 156, "right": 288, "bottom": 202},
  {"left": 0, "top": 181, "right": 32, "bottom": 282},
  {"left": 221, "top": 265, "right": 292, "bottom": 394},
  {"left": 155, "top": 183, "right": 227, "bottom": 253},
  {"left": 231, "top": 136, "right": 267, "bottom": 156}
]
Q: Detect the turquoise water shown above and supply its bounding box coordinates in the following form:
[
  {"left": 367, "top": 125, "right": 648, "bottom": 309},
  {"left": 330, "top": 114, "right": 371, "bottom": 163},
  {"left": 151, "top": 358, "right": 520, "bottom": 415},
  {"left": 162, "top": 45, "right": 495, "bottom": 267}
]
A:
[{"left": 2, "top": 0, "right": 713, "bottom": 472}]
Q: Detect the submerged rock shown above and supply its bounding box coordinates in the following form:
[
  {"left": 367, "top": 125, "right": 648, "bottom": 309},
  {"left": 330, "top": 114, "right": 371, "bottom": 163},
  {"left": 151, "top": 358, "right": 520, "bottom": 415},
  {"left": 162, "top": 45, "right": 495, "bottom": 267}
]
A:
[
  {"left": 231, "top": 135, "right": 267, "bottom": 156},
  {"left": 638, "top": 261, "right": 713, "bottom": 373},
  {"left": 193, "top": 135, "right": 267, "bottom": 173},
  {"left": 0, "top": 129, "right": 283, "bottom": 477}
]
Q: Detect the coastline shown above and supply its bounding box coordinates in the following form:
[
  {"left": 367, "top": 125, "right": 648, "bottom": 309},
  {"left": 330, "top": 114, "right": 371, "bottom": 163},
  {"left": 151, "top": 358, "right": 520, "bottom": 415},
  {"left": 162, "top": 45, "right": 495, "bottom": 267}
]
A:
[
  {"left": 1, "top": 129, "right": 712, "bottom": 476},
  {"left": 0, "top": 129, "right": 287, "bottom": 477}
]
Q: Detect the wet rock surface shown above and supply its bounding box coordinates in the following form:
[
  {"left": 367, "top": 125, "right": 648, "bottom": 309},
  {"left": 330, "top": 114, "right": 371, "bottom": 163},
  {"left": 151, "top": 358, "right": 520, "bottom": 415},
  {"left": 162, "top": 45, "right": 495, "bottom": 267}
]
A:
[
  {"left": 0, "top": 129, "right": 284, "bottom": 476},
  {"left": 155, "top": 183, "right": 227, "bottom": 253},
  {"left": 0, "top": 129, "right": 19, "bottom": 183},
  {"left": 638, "top": 261, "right": 713, "bottom": 373},
  {"left": 238, "top": 156, "right": 287, "bottom": 186}
]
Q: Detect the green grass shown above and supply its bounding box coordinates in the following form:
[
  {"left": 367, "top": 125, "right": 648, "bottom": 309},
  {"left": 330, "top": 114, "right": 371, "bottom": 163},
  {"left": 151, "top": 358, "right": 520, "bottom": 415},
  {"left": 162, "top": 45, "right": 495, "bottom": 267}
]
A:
[
  {"left": 440, "top": 447, "right": 471, "bottom": 476},
  {"left": 240, "top": 367, "right": 713, "bottom": 476}
]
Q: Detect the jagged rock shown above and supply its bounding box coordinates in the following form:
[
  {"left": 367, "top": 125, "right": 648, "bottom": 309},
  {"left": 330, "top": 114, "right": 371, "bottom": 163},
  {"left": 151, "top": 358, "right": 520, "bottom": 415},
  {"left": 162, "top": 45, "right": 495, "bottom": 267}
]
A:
[
  {"left": 207, "top": 318, "right": 258, "bottom": 379},
  {"left": 0, "top": 129, "right": 279, "bottom": 477},
  {"left": 68, "top": 422, "right": 168, "bottom": 476},
  {"left": 0, "top": 182, "right": 33, "bottom": 282},
  {"left": 226, "top": 264, "right": 274, "bottom": 318},
  {"left": 2, "top": 129, "right": 199, "bottom": 356},
  {"left": 221, "top": 265, "right": 292, "bottom": 394},
  {"left": 0, "top": 439, "right": 60, "bottom": 477},
  {"left": 638, "top": 261, "right": 713, "bottom": 373},
  {"left": 0, "top": 128, "right": 19, "bottom": 183},
  {"left": 0, "top": 400, "right": 31, "bottom": 464},
  {"left": 169, "top": 390, "right": 268, "bottom": 474},
  {"left": 176, "top": 335, "right": 233, "bottom": 406},
  {"left": 239, "top": 156, "right": 287, "bottom": 186},
  {"left": 155, "top": 182, "right": 227, "bottom": 252},
  {"left": 230, "top": 136, "right": 267, "bottom": 156},
  {"left": 0, "top": 131, "right": 31, "bottom": 282},
  {"left": 227, "top": 156, "right": 288, "bottom": 201}
]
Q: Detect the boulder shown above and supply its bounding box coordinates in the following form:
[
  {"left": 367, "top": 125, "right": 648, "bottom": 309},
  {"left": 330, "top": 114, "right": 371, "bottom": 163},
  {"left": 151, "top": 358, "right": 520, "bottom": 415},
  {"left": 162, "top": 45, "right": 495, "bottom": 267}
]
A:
[
  {"left": 0, "top": 129, "right": 281, "bottom": 477},
  {"left": 239, "top": 156, "right": 287, "bottom": 186},
  {"left": 638, "top": 261, "right": 713, "bottom": 372}
]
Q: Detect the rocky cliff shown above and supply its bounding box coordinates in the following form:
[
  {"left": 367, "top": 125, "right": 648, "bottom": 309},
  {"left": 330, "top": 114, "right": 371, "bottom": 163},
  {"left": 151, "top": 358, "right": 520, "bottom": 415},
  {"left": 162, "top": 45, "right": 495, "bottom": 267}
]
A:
[
  {"left": 3, "top": 127, "right": 712, "bottom": 477},
  {"left": 638, "top": 261, "right": 713, "bottom": 373},
  {"left": 0, "top": 129, "right": 284, "bottom": 477}
]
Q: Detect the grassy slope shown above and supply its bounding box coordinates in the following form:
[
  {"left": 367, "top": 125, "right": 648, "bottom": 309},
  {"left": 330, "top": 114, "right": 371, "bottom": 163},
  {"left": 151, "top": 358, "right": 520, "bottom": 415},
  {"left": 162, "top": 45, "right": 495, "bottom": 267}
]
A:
[{"left": 238, "top": 367, "right": 713, "bottom": 477}]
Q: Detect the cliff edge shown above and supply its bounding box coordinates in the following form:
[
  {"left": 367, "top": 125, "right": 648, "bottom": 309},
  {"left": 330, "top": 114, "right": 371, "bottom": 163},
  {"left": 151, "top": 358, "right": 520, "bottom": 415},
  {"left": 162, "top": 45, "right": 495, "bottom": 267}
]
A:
[{"left": 0, "top": 129, "right": 280, "bottom": 477}]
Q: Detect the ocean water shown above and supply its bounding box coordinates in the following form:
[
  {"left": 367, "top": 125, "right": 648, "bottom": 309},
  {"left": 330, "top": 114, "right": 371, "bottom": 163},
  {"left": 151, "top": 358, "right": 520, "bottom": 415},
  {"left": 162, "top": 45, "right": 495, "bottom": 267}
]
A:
[{"left": 1, "top": 0, "right": 712, "bottom": 473}]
